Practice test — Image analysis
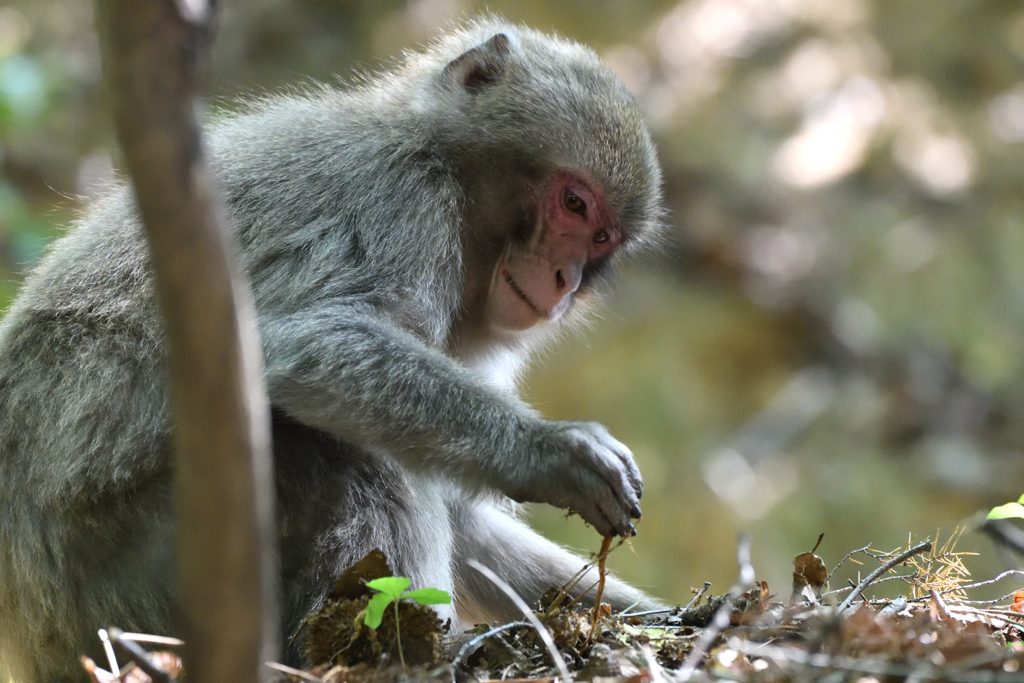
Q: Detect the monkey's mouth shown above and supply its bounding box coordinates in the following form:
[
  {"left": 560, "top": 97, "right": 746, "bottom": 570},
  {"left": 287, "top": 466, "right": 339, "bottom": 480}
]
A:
[{"left": 503, "top": 271, "right": 545, "bottom": 318}]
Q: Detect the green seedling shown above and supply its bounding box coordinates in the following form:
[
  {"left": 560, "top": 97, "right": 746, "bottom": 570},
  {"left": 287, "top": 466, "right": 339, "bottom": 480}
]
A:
[
  {"left": 363, "top": 576, "right": 451, "bottom": 666},
  {"left": 987, "top": 493, "right": 1024, "bottom": 521}
]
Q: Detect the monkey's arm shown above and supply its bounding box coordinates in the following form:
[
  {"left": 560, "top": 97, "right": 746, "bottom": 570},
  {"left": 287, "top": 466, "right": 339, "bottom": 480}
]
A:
[
  {"left": 260, "top": 305, "right": 642, "bottom": 538},
  {"left": 450, "top": 500, "right": 667, "bottom": 624}
]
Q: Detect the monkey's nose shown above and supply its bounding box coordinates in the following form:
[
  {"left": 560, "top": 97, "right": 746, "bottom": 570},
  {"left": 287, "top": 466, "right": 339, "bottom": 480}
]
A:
[{"left": 555, "top": 262, "right": 582, "bottom": 294}]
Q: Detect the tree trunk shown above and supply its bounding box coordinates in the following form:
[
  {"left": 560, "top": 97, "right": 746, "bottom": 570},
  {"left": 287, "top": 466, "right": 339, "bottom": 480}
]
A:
[{"left": 94, "top": 0, "right": 279, "bottom": 680}]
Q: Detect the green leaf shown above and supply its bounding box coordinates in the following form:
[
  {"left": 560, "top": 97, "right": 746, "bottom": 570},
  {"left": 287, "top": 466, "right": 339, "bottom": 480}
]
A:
[
  {"left": 364, "top": 592, "right": 394, "bottom": 629},
  {"left": 366, "top": 576, "right": 411, "bottom": 599},
  {"left": 987, "top": 502, "right": 1024, "bottom": 520},
  {"left": 1018, "top": 494, "right": 1024, "bottom": 505},
  {"left": 402, "top": 588, "right": 452, "bottom": 605}
]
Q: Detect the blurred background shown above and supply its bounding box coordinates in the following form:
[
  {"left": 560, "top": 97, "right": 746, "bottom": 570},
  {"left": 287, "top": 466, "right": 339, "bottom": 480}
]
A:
[{"left": 1, "top": 0, "right": 1022, "bottom": 605}]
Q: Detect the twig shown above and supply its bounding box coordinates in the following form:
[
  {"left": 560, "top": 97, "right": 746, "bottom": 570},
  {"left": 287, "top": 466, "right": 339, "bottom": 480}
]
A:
[
  {"left": 619, "top": 608, "right": 674, "bottom": 617},
  {"left": 944, "top": 604, "right": 1024, "bottom": 623},
  {"left": 119, "top": 633, "right": 185, "bottom": 647},
  {"left": 108, "top": 628, "right": 174, "bottom": 683},
  {"left": 451, "top": 621, "right": 530, "bottom": 679},
  {"left": 952, "top": 570, "right": 1024, "bottom": 592},
  {"left": 929, "top": 588, "right": 951, "bottom": 620},
  {"left": 685, "top": 582, "right": 712, "bottom": 610},
  {"left": 562, "top": 579, "right": 601, "bottom": 610},
  {"left": 618, "top": 599, "right": 644, "bottom": 616},
  {"left": 877, "top": 596, "right": 907, "bottom": 618},
  {"left": 551, "top": 565, "right": 591, "bottom": 613},
  {"left": 837, "top": 540, "right": 931, "bottom": 614},
  {"left": 97, "top": 629, "right": 119, "bottom": 676},
  {"left": 639, "top": 644, "right": 670, "bottom": 683},
  {"left": 935, "top": 589, "right": 1024, "bottom": 605},
  {"left": 677, "top": 534, "right": 754, "bottom": 682},
  {"left": 876, "top": 580, "right": 1024, "bottom": 606},
  {"left": 467, "top": 560, "right": 572, "bottom": 682},
  {"left": 624, "top": 583, "right": 713, "bottom": 620},
  {"left": 824, "top": 544, "right": 871, "bottom": 586},
  {"left": 822, "top": 572, "right": 918, "bottom": 597},
  {"left": 265, "top": 662, "right": 324, "bottom": 683},
  {"left": 588, "top": 536, "right": 613, "bottom": 645},
  {"left": 730, "top": 637, "right": 1024, "bottom": 682}
]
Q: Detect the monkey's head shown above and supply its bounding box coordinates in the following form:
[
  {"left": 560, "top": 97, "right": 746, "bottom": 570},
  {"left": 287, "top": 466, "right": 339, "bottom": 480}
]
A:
[{"left": 411, "top": 19, "right": 665, "bottom": 335}]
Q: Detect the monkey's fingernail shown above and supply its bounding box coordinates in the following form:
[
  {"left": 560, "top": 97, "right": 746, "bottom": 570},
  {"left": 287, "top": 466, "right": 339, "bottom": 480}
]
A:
[
  {"left": 624, "top": 523, "right": 636, "bottom": 537},
  {"left": 638, "top": 486, "right": 643, "bottom": 499},
  {"left": 631, "top": 504, "right": 642, "bottom": 519}
]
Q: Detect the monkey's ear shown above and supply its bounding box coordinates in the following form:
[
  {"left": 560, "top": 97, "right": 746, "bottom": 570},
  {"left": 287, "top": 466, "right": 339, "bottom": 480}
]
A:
[{"left": 442, "top": 33, "right": 511, "bottom": 91}]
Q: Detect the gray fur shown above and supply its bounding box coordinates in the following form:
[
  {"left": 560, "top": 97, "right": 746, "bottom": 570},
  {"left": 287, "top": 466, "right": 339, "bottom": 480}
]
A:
[{"left": 0, "top": 18, "right": 664, "bottom": 682}]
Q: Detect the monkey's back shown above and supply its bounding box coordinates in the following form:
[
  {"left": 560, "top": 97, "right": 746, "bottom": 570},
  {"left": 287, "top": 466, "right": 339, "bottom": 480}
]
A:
[
  {"left": 0, "top": 189, "right": 176, "bottom": 681},
  {"left": 0, "top": 89, "right": 466, "bottom": 682}
]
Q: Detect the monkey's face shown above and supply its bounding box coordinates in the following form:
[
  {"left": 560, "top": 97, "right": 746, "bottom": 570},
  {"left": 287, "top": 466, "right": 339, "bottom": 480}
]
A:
[{"left": 487, "top": 171, "right": 620, "bottom": 331}]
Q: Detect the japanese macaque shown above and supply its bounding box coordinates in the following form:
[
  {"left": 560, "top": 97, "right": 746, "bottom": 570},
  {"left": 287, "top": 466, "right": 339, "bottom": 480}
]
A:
[{"left": 0, "top": 18, "right": 665, "bottom": 682}]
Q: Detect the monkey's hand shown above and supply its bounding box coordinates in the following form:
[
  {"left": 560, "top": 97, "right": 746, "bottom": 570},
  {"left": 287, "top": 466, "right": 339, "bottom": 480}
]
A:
[{"left": 505, "top": 421, "right": 643, "bottom": 538}]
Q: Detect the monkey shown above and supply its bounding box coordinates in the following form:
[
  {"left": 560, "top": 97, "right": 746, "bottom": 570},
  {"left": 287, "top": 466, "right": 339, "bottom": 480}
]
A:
[{"left": 0, "top": 18, "right": 665, "bottom": 682}]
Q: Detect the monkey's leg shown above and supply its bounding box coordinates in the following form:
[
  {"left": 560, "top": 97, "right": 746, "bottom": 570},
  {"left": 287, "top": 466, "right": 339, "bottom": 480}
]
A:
[
  {"left": 450, "top": 500, "right": 666, "bottom": 625},
  {"left": 269, "top": 414, "right": 458, "bottom": 662}
]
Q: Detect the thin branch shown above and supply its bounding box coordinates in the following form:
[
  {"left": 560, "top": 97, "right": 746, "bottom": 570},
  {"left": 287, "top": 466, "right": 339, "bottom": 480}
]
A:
[
  {"left": 685, "top": 582, "right": 712, "bottom": 611},
  {"left": 622, "top": 581, "right": 712, "bottom": 619},
  {"left": 824, "top": 544, "right": 871, "bottom": 586},
  {"left": 451, "top": 621, "right": 530, "bottom": 678},
  {"left": 837, "top": 540, "right": 932, "bottom": 614},
  {"left": 953, "top": 570, "right": 1024, "bottom": 592},
  {"left": 822, "top": 572, "right": 919, "bottom": 598},
  {"left": 730, "top": 638, "right": 1024, "bottom": 683},
  {"left": 119, "top": 634, "right": 186, "bottom": 647},
  {"left": 467, "top": 560, "right": 572, "bottom": 683},
  {"left": 678, "top": 534, "right": 754, "bottom": 682},
  {"left": 264, "top": 662, "right": 323, "bottom": 683},
  {"left": 94, "top": 0, "right": 278, "bottom": 681},
  {"left": 108, "top": 628, "right": 174, "bottom": 683}
]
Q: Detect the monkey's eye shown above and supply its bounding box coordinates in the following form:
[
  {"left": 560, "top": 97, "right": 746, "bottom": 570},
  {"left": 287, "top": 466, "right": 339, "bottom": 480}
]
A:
[
  {"left": 563, "top": 189, "right": 586, "bottom": 215},
  {"left": 593, "top": 229, "right": 609, "bottom": 244}
]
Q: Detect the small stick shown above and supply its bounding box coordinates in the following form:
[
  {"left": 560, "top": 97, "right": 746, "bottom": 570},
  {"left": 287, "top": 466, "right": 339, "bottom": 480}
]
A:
[
  {"left": 618, "top": 608, "right": 674, "bottom": 617},
  {"left": 685, "top": 582, "right": 712, "bottom": 611},
  {"left": 929, "top": 588, "right": 951, "bottom": 620},
  {"left": 951, "top": 569, "right": 1024, "bottom": 592},
  {"left": 107, "top": 628, "right": 174, "bottom": 683},
  {"left": 824, "top": 544, "right": 871, "bottom": 586},
  {"left": 119, "top": 633, "right": 185, "bottom": 647},
  {"left": 97, "top": 629, "right": 119, "bottom": 676},
  {"left": 467, "top": 560, "right": 572, "bottom": 682},
  {"left": 265, "top": 662, "right": 324, "bottom": 683},
  {"left": 451, "top": 621, "right": 530, "bottom": 679},
  {"left": 617, "top": 598, "right": 644, "bottom": 616},
  {"left": 588, "top": 536, "right": 613, "bottom": 645},
  {"left": 677, "top": 534, "right": 754, "bottom": 682},
  {"left": 837, "top": 540, "right": 931, "bottom": 614}
]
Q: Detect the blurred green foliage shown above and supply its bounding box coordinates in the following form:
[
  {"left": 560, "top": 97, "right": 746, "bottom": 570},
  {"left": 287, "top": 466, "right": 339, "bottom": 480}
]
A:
[{"left": 2, "top": 0, "right": 1022, "bottom": 606}]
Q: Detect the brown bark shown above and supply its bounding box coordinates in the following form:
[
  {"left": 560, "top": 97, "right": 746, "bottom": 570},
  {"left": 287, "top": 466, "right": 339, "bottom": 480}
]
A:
[{"left": 94, "top": 0, "right": 279, "bottom": 681}]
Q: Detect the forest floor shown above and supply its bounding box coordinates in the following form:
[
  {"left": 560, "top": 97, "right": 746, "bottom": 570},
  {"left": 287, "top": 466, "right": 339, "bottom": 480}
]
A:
[{"left": 85, "top": 532, "right": 1024, "bottom": 683}]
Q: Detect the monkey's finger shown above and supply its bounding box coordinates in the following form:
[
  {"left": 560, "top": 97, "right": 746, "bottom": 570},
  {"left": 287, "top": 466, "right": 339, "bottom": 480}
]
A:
[
  {"left": 588, "top": 445, "right": 640, "bottom": 512},
  {"left": 617, "top": 450, "right": 643, "bottom": 501},
  {"left": 568, "top": 459, "right": 629, "bottom": 536},
  {"left": 582, "top": 503, "right": 618, "bottom": 537},
  {"left": 611, "top": 445, "right": 643, "bottom": 500},
  {"left": 587, "top": 426, "right": 643, "bottom": 499},
  {"left": 592, "top": 489, "right": 635, "bottom": 537},
  {"left": 587, "top": 467, "right": 637, "bottom": 536}
]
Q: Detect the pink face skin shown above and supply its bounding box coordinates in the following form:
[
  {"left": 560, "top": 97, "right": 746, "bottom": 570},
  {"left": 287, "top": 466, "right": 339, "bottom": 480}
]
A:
[{"left": 488, "top": 172, "right": 621, "bottom": 332}]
